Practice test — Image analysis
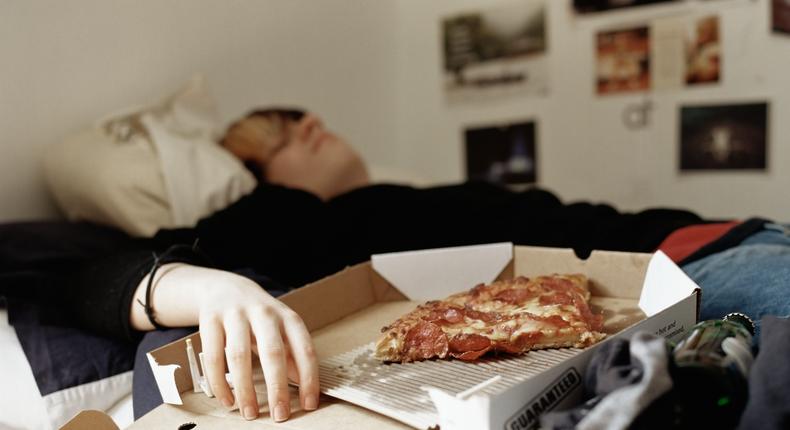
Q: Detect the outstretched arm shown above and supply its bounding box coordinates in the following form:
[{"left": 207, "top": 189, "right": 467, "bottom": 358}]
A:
[{"left": 130, "top": 263, "right": 318, "bottom": 422}]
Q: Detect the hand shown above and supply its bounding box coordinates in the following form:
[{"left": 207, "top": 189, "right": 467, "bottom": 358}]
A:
[
  {"left": 130, "top": 264, "right": 319, "bottom": 422},
  {"left": 197, "top": 271, "right": 319, "bottom": 421}
]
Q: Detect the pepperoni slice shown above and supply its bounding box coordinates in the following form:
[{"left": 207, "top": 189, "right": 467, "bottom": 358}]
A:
[
  {"left": 452, "top": 348, "right": 492, "bottom": 361},
  {"left": 528, "top": 313, "right": 571, "bottom": 329},
  {"left": 404, "top": 321, "right": 449, "bottom": 360},
  {"left": 494, "top": 287, "right": 538, "bottom": 305},
  {"left": 464, "top": 307, "right": 500, "bottom": 323},
  {"left": 511, "top": 331, "right": 545, "bottom": 350},
  {"left": 573, "top": 298, "right": 604, "bottom": 332},
  {"left": 449, "top": 334, "right": 492, "bottom": 361},
  {"left": 539, "top": 292, "right": 574, "bottom": 306},
  {"left": 494, "top": 340, "right": 522, "bottom": 354},
  {"left": 539, "top": 277, "right": 576, "bottom": 294},
  {"left": 449, "top": 333, "right": 491, "bottom": 353}
]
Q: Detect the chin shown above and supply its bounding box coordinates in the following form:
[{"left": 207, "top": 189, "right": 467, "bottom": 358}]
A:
[{"left": 318, "top": 170, "right": 371, "bottom": 200}]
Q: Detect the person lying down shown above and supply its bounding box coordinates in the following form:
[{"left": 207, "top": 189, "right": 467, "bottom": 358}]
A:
[{"left": 62, "top": 107, "right": 787, "bottom": 423}]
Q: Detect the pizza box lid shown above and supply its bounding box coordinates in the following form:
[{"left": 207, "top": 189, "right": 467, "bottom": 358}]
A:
[
  {"left": 134, "top": 244, "right": 699, "bottom": 429},
  {"left": 371, "top": 242, "right": 514, "bottom": 301}
]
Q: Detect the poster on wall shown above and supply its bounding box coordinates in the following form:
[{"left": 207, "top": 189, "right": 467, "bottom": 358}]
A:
[
  {"left": 465, "top": 120, "right": 537, "bottom": 185},
  {"left": 679, "top": 102, "right": 768, "bottom": 171},
  {"left": 596, "top": 26, "right": 651, "bottom": 95},
  {"left": 574, "top": 0, "right": 679, "bottom": 14},
  {"left": 442, "top": 1, "right": 548, "bottom": 103},
  {"left": 774, "top": 0, "right": 790, "bottom": 34}
]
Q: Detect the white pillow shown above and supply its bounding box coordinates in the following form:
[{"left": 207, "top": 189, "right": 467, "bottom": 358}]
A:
[{"left": 44, "top": 76, "right": 256, "bottom": 236}]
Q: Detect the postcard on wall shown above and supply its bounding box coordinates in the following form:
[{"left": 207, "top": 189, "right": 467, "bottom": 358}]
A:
[
  {"left": 774, "top": 0, "right": 790, "bottom": 34},
  {"left": 651, "top": 14, "right": 721, "bottom": 91},
  {"left": 465, "top": 120, "right": 537, "bottom": 185},
  {"left": 651, "top": 16, "right": 686, "bottom": 91},
  {"left": 685, "top": 15, "right": 721, "bottom": 85},
  {"left": 596, "top": 26, "right": 651, "bottom": 95},
  {"left": 442, "top": 1, "right": 548, "bottom": 104},
  {"left": 679, "top": 102, "right": 768, "bottom": 171},
  {"left": 574, "top": 0, "right": 679, "bottom": 14}
]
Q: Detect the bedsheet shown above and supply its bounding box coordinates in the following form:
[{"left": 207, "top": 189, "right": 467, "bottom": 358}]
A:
[{"left": 0, "top": 308, "right": 133, "bottom": 430}]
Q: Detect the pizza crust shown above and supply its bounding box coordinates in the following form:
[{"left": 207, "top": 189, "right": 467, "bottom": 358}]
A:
[{"left": 374, "top": 274, "right": 607, "bottom": 363}]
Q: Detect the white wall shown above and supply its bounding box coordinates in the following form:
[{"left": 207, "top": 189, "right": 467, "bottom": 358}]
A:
[
  {"left": 0, "top": 0, "right": 399, "bottom": 221},
  {"left": 393, "top": 0, "right": 790, "bottom": 220}
]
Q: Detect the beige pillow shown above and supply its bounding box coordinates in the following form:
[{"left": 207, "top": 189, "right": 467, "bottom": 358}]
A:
[
  {"left": 44, "top": 124, "right": 171, "bottom": 236},
  {"left": 44, "top": 76, "right": 256, "bottom": 237}
]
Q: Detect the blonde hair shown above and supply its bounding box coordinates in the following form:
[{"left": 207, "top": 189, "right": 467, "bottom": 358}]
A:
[{"left": 220, "top": 108, "right": 306, "bottom": 178}]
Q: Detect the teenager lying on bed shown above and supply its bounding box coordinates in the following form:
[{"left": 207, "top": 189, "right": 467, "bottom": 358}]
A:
[{"left": 64, "top": 108, "right": 786, "bottom": 423}]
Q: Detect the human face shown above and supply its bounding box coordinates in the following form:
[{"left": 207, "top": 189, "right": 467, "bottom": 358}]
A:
[{"left": 264, "top": 114, "right": 370, "bottom": 200}]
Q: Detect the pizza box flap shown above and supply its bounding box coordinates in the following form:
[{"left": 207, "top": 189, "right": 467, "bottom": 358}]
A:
[
  {"left": 639, "top": 250, "right": 700, "bottom": 317},
  {"left": 371, "top": 242, "right": 513, "bottom": 301}
]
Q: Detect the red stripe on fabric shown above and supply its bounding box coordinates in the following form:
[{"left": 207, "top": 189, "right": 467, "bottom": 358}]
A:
[{"left": 657, "top": 221, "right": 740, "bottom": 263}]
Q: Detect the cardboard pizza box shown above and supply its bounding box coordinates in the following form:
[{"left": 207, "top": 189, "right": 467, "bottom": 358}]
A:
[
  {"left": 60, "top": 410, "right": 120, "bottom": 430},
  {"left": 118, "top": 244, "right": 700, "bottom": 430}
]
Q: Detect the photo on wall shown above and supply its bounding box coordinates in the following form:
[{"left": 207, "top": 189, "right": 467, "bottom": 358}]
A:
[
  {"left": 679, "top": 102, "right": 768, "bottom": 171},
  {"left": 574, "top": 0, "right": 679, "bottom": 14},
  {"left": 652, "top": 14, "right": 721, "bottom": 91},
  {"left": 774, "top": 0, "right": 790, "bottom": 34},
  {"left": 465, "top": 120, "right": 537, "bottom": 185},
  {"left": 596, "top": 26, "right": 651, "bottom": 95},
  {"left": 443, "top": 1, "right": 548, "bottom": 103},
  {"left": 686, "top": 15, "right": 720, "bottom": 85}
]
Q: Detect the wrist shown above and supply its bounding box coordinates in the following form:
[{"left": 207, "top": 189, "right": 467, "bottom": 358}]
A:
[
  {"left": 131, "top": 263, "right": 225, "bottom": 330},
  {"left": 192, "top": 269, "right": 255, "bottom": 309}
]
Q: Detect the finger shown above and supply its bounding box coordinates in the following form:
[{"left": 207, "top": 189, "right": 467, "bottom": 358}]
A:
[
  {"left": 285, "top": 347, "right": 299, "bottom": 383},
  {"left": 271, "top": 339, "right": 299, "bottom": 383},
  {"left": 250, "top": 310, "right": 291, "bottom": 422},
  {"left": 281, "top": 310, "right": 320, "bottom": 411},
  {"left": 224, "top": 312, "right": 258, "bottom": 420},
  {"left": 199, "top": 316, "right": 233, "bottom": 408}
]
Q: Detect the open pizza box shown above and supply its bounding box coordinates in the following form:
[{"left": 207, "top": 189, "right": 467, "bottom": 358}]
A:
[{"left": 67, "top": 244, "right": 700, "bottom": 430}]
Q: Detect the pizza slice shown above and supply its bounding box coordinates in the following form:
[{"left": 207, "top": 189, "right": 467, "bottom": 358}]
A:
[{"left": 374, "top": 274, "right": 606, "bottom": 362}]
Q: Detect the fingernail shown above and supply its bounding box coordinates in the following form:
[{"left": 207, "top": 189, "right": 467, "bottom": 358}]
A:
[
  {"left": 244, "top": 406, "right": 258, "bottom": 420},
  {"left": 273, "top": 402, "right": 289, "bottom": 422},
  {"left": 304, "top": 394, "right": 318, "bottom": 410},
  {"left": 221, "top": 397, "right": 234, "bottom": 408}
]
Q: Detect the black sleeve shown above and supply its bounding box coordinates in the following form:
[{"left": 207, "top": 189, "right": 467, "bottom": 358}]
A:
[
  {"left": 326, "top": 182, "right": 705, "bottom": 260},
  {"left": 67, "top": 184, "right": 329, "bottom": 340},
  {"left": 151, "top": 184, "right": 335, "bottom": 286},
  {"left": 69, "top": 245, "right": 210, "bottom": 341}
]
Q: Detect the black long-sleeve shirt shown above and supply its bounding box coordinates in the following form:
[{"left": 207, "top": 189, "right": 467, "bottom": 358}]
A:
[{"left": 66, "top": 182, "right": 704, "bottom": 340}]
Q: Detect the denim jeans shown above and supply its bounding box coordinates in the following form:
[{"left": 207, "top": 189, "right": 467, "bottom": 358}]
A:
[{"left": 682, "top": 223, "right": 790, "bottom": 340}]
